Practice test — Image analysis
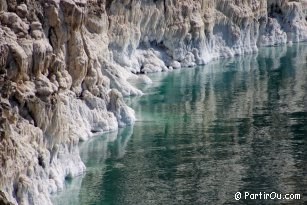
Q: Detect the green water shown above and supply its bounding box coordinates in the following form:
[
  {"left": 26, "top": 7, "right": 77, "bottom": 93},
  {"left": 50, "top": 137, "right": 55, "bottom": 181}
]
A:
[{"left": 53, "top": 43, "right": 307, "bottom": 205}]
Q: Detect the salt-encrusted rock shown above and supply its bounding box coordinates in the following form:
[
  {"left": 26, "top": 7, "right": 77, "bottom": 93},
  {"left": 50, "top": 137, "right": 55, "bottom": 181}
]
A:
[
  {"left": 0, "top": 191, "right": 14, "bottom": 205},
  {"left": 108, "top": 89, "right": 136, "bottom": 128},
  {"left": 170, "top": 61, "right": 182, "bottom": 69},
  {"left": 0, "top": 0, "right": 306, "bottom": 205}
]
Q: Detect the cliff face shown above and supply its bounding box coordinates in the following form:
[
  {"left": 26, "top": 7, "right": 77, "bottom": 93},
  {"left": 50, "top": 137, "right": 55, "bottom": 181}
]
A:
[{"left": 0, "top": 0, "right": 306, "bottom": 204}]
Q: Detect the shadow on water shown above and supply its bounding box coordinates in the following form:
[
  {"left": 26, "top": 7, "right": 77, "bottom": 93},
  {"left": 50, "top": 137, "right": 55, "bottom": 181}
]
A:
[{"left": 53, "top": 43, "right": 307, "bottom": 205}]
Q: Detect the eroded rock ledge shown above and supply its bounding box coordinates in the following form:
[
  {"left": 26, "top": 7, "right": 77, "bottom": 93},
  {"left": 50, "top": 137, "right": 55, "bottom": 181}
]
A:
[{"left": 0, "top": 0, "right": 306, "bottom": 204}]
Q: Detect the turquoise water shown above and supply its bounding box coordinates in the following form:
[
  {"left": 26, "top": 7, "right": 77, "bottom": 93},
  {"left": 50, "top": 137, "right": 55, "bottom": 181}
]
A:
[{"left": 53, "top": 43, "right": 307, "bottom": 205}]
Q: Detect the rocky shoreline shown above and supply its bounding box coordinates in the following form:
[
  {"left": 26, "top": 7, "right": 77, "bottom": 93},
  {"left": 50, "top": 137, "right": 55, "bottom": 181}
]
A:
[{"left": 0, "top": 0, "right": 307, "bottom": 204}]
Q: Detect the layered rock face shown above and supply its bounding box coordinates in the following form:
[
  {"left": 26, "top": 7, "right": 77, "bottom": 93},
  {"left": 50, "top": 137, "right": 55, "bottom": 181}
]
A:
[{"left": 0, "top": 0, "right": 306, "bottom": 204}]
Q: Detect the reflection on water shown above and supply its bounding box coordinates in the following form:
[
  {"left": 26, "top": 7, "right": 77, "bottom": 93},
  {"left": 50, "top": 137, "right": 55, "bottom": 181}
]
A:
[
  {"left": 52, "top": 127, "right": 133, "bottom": 204},
  {"left": 53, "top": 43, "right": 307, "bottom": 205}
]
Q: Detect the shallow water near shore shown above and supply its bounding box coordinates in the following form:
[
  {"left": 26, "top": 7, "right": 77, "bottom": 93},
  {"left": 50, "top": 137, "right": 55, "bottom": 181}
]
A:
[{"left": 52, "top": 43, "right": 307, "bottom": 204}]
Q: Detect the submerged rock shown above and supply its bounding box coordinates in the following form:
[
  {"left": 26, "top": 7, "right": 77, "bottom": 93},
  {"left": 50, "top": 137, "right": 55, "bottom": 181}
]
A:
[{"left": 0, "top": 0, "right": 306, "bottom": 204}]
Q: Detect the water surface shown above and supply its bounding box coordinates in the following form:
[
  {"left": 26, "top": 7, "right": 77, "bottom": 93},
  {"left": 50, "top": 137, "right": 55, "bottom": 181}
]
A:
[{"left": 53, "top": 43, "right": 307, "bottom": 205}]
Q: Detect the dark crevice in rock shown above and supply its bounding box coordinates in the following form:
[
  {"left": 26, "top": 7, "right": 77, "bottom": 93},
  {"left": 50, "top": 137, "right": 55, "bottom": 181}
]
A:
[{"left": 106, "top": 0, "right": 113, "bottom": 10}]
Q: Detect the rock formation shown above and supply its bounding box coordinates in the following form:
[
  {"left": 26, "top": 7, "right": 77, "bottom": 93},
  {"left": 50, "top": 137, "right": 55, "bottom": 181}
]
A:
[{"left": 0, "top": 0, "right": 306, "bottom": 204}]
